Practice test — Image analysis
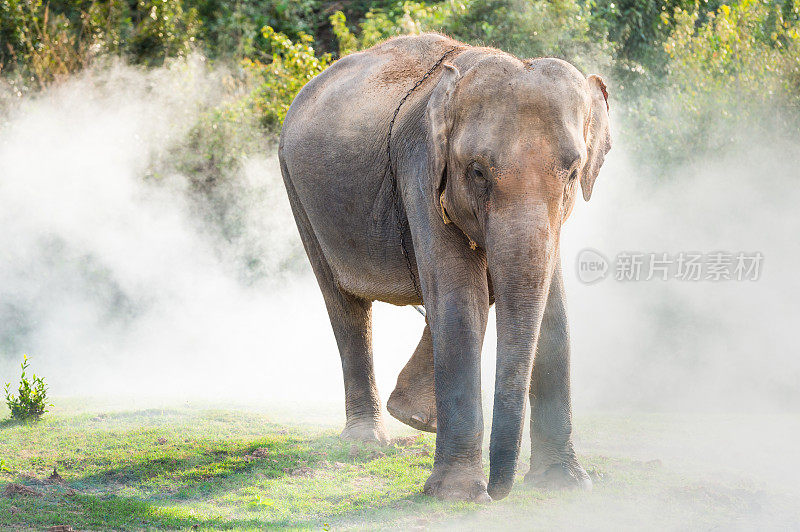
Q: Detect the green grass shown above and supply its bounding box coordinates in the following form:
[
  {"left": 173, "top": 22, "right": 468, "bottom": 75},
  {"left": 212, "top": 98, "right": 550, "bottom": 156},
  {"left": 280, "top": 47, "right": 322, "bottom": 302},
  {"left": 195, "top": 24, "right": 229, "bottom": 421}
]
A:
[{"left": 1, "top": 400, "right": 798, "bottom": 530}]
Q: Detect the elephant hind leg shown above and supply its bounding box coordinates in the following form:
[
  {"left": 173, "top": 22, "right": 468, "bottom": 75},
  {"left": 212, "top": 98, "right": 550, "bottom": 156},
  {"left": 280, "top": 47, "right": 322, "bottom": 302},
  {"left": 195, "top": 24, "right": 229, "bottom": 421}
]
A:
[
  {"left": 282, "top": 163, "right": 388, "bottom": 444},
  {"left": 387, "top": 323, "right": 437, "bottom": 433},
  {"left": 325, "top": 289, "right": 388, "bottom": 444}
]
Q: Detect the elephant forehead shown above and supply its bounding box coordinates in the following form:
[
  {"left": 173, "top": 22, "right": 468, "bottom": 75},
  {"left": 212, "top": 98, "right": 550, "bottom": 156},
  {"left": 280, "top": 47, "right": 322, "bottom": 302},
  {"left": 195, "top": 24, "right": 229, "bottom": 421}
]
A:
[
  {"left": 454, "top": 76, "right": 588, "bottom": 150},
  {"left": 458, "top": 61, "right": 588, "bottom": 112}
]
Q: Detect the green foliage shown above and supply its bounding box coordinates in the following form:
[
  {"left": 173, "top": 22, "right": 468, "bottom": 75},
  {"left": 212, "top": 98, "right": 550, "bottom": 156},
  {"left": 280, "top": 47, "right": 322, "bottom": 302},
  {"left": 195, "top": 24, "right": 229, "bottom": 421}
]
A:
[
  {"left": 441, "top": 0, "right": 613, "bottom": 71},
  {"left": 0, "top": 0, "right": 201, "bottom": 84},
  {"left": 363, "top": 1, "right": 445, "bottom": 48},
  {"left": 0, "top": 0, "right": 90, "bottom": 86},
  {"left": 0, "top": 0, "right": 33, "bottom": 69},
  {"left": 625, "top": 0, "right": 800, "bottom": 169},
  {"left": 127, "top": 0, "right": 201, "bottom": 65},
  {"left": 2, "top": 0, "right": 800, "bottom": 174},
  {"left": 330, "top": 10, "right": 360, "bottom": 56},
  {"left": 4, "top": 355, "right": 49, "bottom": 421},
  {"left": 186, "top": 0, "right": 324, "bottom": 60},
  {"left": 664, "top": 1, "right": 800, "bottom": 110},
  {"left": 331, "top": 2, "right": 446, "bottom": 55},
  {"left": 239, "top": 26, "right": 332, "bottom": 131},
  {"left": 591, "top": 0, "right": 713, "bottom": 76},
  {"left": 330, "top": 0, "right": 613, "bottom": 70}
]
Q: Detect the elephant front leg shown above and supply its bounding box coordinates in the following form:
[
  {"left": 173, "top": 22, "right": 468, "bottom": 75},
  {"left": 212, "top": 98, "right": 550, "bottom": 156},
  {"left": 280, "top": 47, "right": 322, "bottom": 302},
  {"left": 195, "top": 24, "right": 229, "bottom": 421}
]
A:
[
  {"left": 422, "top": 286, "right": 491, "bottom": 503},
  {"left": 525, "top": 259, "right": 591, "bottom": 490},
  {"left": 387, "top": 323, "right": 437, "bottom": 433}
]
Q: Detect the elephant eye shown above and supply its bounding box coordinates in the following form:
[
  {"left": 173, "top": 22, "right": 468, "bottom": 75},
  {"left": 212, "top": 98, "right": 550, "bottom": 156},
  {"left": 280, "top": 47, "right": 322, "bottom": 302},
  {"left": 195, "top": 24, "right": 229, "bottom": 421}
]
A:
[
  {"left": 568, "top": 168, "right": 578, "bottom": 182},
  {"left": 468, "top": 162, "right": 487, "bottom": 181}
]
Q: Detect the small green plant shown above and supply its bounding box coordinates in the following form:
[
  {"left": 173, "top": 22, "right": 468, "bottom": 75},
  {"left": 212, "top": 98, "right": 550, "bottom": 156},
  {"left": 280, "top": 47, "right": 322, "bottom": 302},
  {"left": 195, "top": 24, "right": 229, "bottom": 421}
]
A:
[{"left": 4, "top": 355, "right": 50, "bottom": 422}]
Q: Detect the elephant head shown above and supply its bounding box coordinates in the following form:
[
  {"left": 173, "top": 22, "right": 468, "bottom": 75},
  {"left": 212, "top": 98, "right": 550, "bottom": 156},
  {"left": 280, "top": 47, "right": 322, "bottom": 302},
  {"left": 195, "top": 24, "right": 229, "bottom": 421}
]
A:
[{"left": 425, "top": 55, "right": 611, "bottom": 499}]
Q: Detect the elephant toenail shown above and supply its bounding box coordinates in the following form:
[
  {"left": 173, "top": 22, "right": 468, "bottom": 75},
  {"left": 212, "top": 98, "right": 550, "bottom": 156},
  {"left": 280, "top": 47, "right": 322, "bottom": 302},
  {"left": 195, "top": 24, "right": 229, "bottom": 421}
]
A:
[{"left": 473, "top": 491, "right": 492, "bottom": 504}]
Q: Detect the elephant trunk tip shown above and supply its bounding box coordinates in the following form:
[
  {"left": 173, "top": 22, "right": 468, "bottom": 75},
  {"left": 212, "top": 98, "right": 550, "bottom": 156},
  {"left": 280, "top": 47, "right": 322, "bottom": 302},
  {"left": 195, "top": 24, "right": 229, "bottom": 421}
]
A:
[
  {"left": 487, "top": 475, "right": 514, "bottom": 500},
  {"left": 487, "top": 454, "right": 517, "bottom": 500}
]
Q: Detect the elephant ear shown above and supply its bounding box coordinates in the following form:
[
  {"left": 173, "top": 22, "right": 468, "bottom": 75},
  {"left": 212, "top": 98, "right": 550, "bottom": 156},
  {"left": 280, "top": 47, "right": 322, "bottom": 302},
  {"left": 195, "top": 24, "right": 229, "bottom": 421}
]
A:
[
  {"left": 426, "top": 63, "right": 461, "bottom": 195},
  {"left": 581, "top": 75, "right": 612, "bottom": 201}
]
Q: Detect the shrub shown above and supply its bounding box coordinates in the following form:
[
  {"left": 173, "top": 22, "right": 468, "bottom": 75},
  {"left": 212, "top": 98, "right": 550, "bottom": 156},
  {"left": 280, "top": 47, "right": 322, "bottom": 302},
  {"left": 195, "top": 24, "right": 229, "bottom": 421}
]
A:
[
  {"left": 240, "top": 26, "right": 332, "bottom": 132},
  {"left": 0, "top": 0, "right": 92, "bottom": 87},
  {"left": 440, "top": 0, "right": 613, "bottom": 71},
  {"left": 186, "top": 0, "right": 325, "bottom": 60},
  {"left": 127, "top": 0, "right": 202, "bottom": 65},
  {"left": 0, "top": 0, "right": 201, "bottom": 87},
  {"left": 330, "top": 0, "right": 613, "bottom": 72},
  {"left": 4, "top": 355, "right": 49, "bottom": 421},
  {"left": 625, "top": 0, "right": 800, "bottom": 170}
]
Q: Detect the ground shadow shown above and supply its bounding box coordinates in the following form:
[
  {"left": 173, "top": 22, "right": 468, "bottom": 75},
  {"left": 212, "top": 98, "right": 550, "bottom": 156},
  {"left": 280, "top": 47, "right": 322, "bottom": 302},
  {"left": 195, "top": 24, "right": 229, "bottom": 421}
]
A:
[
  {"left": 36, "top": 432, "right": 433, "bottom": 529},
  {"left": 0, "top": 418, "right": 42, "bottom": 430}
]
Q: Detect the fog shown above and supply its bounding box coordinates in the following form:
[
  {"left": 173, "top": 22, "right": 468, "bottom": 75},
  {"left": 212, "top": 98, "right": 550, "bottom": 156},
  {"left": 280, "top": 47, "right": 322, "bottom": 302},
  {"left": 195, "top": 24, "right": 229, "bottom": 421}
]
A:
[
  {"left": 564, "top": 136, "right": 800, "bottom": 412},
  {"left": 5, "top": 60, "right": 795, "bottom": 411},
  {"left": 1, "top": 58, "right": 798, "bottom": 524}
]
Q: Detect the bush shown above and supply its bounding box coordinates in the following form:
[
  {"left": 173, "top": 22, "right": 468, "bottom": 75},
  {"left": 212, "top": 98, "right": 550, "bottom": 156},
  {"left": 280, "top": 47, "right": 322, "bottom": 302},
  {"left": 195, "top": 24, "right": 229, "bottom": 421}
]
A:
[
  {"left": 0, "top": 0, "right": 92, "bottom": 87},
  {"left": 4, "top": 355, "right": 49, "bottom": 421},
  {"left": 0, "top": 0, "right": 201, "bottom": 87},
  {"left": 239, "top": 26, "right": 332, "bottom": 132},
  {"left": 2, "top": 0, "right": 800, "bottom": 180},
  {"left": 440, "top": 0, "right": 613, "bottom": 71},
  {"left": 330, "top": 0, "right": 613, "bottom": 72},
  {"left": 625, "top": 0, "right": 800, "bottom": 170},
  {"left": 127, "top": 0, "right": 202, "bottom": 65},
  {"left": 186, "top": 0, "right": 325, "bottom": 60}
]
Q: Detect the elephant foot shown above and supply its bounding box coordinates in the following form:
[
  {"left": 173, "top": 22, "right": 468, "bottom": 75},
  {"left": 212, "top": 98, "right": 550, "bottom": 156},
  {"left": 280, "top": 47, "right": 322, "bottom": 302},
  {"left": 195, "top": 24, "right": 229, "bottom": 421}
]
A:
[
  {"left": 525, "top": 437, "right": 591, "bottom": 491},
  {"left": 387, "top": 388, "right": 437, "bottom": 433},
  {"left": 341, "top": 419, "right": 389, "bottom": 445},
  {"left": 423, "top": 464, "right": 491, "bottom": 503},
  {"left": 524, "top": 456, "right": 592, "bottom": 491},
  {"left": 388, "top": 324, "right": 437, "bottom": 432}
]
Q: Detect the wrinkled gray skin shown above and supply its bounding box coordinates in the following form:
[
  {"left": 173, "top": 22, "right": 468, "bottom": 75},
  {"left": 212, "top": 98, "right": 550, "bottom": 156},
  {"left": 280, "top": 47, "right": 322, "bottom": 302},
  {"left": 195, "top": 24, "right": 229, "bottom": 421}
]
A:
[{"left": 279, "top": 33, "right": 611, "bottom": 502}]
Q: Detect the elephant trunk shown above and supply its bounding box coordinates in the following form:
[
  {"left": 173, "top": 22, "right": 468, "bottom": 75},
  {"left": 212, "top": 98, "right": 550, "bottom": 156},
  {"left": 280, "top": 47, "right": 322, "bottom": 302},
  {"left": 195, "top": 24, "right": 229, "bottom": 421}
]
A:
[{"left": 485, "top": 206, "right": 556, "bottom": 500}]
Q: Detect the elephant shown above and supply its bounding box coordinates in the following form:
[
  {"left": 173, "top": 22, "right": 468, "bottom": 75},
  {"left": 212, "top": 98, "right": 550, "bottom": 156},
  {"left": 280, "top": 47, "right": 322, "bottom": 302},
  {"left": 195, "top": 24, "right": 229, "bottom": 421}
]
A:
[{"left": 278, "top": 33, "right": 611, "bottom": 502}]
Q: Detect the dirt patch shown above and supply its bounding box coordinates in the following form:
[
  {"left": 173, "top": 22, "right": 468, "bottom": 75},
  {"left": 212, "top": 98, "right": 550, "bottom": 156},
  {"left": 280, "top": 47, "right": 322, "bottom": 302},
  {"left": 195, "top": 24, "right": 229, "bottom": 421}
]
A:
[
  {"left": 243, "top": 447, "right": 272, "bottom": 461},
  {"left": 251, "top": 447, "right": 270, "bottom": 458},
  {"left": 290, "top": 466, "right": 314, "bottom": 477},
  {"left": 367, "top": 450, "right": 386, "bottom": 461},
  {"left": 632, "top": 459, "right": 662, "bottom": 471},
  {"left": 391, "top": 434, "right": 423, "bottom": 447},
  {"left": 46, "top": 526, "right": 75, "bottom": 532},
  {"left": 105, "top": 470, "right": 133, "bottom": 482},
  {"left": 404, "top": 444, "right": 432, "bottom": 457},
  {"left": 371, "top": 56, "right": 427, "bottom": 88},
  {"left": 673, "top": 485, "right": 766, "bottom": 513},
  {"left": 46, "top": 467, "right": 64, "bottom": 484},
  {"left": 3, "top": 483, "right": 42, "bottom": 497}
]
